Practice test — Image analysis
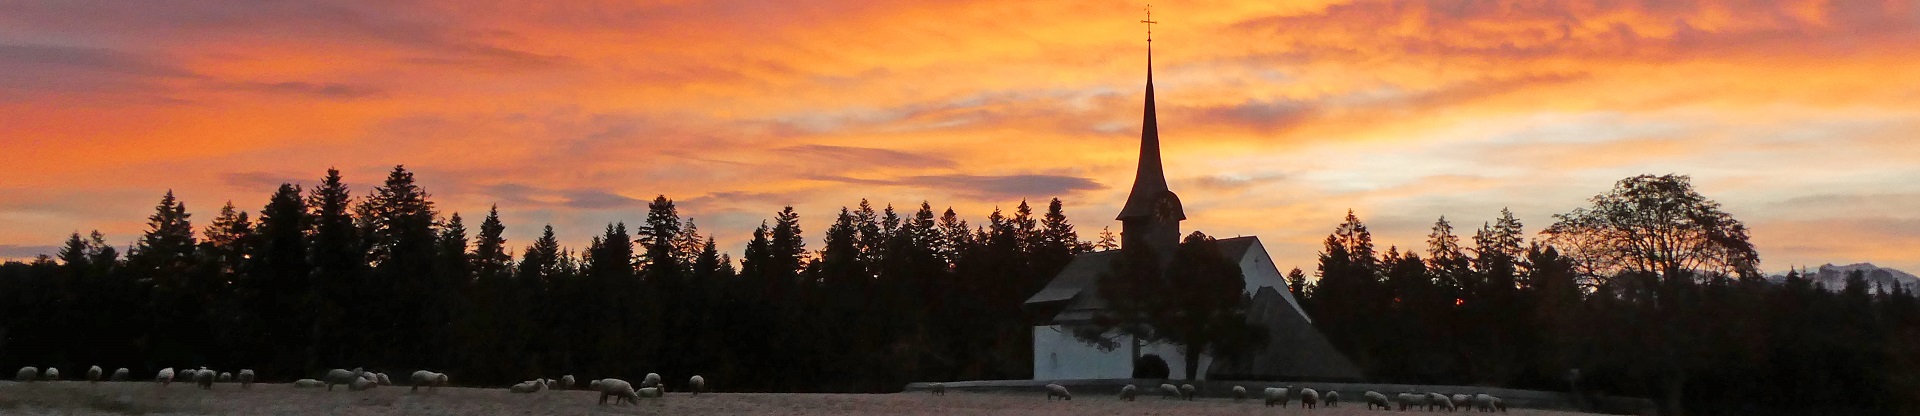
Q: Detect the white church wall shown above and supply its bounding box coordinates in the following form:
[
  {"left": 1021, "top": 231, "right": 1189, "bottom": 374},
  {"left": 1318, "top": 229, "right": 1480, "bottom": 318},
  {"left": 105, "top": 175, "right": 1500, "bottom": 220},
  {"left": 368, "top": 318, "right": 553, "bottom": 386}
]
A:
[
  {"left": 1237, "top": 239, "right": 1311, "bottom": 323},
  {"left": 1032, "top": 325, "right": 1212, "bottom": 381}
]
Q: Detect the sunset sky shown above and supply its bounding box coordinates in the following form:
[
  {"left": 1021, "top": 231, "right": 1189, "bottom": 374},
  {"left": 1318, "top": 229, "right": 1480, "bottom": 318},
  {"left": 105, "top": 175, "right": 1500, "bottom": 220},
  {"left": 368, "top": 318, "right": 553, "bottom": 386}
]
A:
[{"left": 3, "top": 1, "right": 1917, "bottom": 275}]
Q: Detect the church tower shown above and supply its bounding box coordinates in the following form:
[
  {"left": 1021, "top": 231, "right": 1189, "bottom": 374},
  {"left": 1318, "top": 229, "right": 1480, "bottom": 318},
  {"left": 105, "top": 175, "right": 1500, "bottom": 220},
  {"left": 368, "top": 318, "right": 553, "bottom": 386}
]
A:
[{"left": 1114, "top": 15, "right": 1184, "bottom": 268}]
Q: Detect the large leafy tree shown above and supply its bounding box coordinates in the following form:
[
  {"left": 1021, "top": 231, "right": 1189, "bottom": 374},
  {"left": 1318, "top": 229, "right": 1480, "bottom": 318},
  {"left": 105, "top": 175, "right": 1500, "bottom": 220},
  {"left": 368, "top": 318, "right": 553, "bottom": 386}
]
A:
[{"left": 1082, "top": 231, "right": 1265, "bottom": 380}]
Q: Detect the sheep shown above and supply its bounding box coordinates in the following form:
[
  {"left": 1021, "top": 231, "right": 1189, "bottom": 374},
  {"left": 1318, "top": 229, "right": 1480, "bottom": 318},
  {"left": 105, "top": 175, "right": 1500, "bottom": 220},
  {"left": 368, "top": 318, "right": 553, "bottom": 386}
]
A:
[
  {"left": 1454, "top": 394, "right": 1471, "bottom": 410},
  {"left": 87, "top": 366, "right": 103, "bottom": 383},
  {"left": 44, "top": 367, "right": 59, "bottom": 381},
  {"left": 597, "top": 378, "right": 638, "bottom": 405},
  {"left": 689, "top": 375, "right": 707, "bottom": 396},
  {"left": 376, "top": 372, "right": 392, "bottom": 386},
  {"left": 929, "top": 382, "right": 947, "bottom": 396},
  {"left": 111, "top": 368, "right": 129, "bottom": 381},
  {"left": 349, "top": 376, "right": 378, "bottom": 391},
  {"left": 410, "top": 370, "right": 449, "bottom": 393},
  {"left": 194, "top": 367, "right": 215, "bottom": 389},
  {"left": 1232, "top": 385, "right": 1248, "bottom": 402},
  {"left": 293, "top": 379, "right": 326, "bottom": 388},
  {"left": 1158, "top": 383, "right": 1180, "bottom": 399},
  {"left": 638, "top": 387, "right": 664, "bottom": 399},
  {"left": 643, "top": 372, "right": 662, "bottom": 388},
  {"left": 1301, "top": 387, "right": 1321, "bottom": 409},
  {"left": 155, "top": 368, "right": 175, "bottom": 386},
  {"left": 1398, "top": 392, "right": 1429, "bottom": 411},
  {"left": 1179, "top": 383, "right": 1197, "bottom": 400},
  {"left": 544, "top": 378, "right": 559, "bottom": 390},
  {"left": 1473, "top": 394, "right": 1506, "bottom": 412},
  {"left": 1263, "top": 387, "right": 1288, "bottom": 407},
  {"left": 590, "top": 379, "right": 602, "bottom": 391},
  {"left": 1119, "top": 384, "right": 1138, "bottom": 401},
  {"left": 562, "top": 375, "right": 576, "bottom": 391},
  {"left": 1429, "top": 392, "right": 1456, "bottom": 411},
  {"left": 219, "top": 372, "right": 233, "bottom": 382},
  {"left": 14, "top": 366, "right": 36, "bottom": 382},
  {"left": 1364, "top": 391, "right": 1392, "bottom": 410},
  {"left": 238, "top": 369, "right": 255, "bottom": 389},
  {"left": 1326, "top": 390, "right": 1341, "bottom": 407},
  {"left": 323, "top": 368, "right": 367, "bottom": 391},
  {"left": 1044, "top": 383, "right": 1071, "bottom": 400}
]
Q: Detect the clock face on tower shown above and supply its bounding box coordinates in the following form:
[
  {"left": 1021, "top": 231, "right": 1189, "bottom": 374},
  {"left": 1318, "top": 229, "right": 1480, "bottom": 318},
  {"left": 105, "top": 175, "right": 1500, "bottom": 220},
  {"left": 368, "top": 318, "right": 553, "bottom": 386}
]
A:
[{"left": 1153, "top": 193, "right": 1180, "bottom": 222}]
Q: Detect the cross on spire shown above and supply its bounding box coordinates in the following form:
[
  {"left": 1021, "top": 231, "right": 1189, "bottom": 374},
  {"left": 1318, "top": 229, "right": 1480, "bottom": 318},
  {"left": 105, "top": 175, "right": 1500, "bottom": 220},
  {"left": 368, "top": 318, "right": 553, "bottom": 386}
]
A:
[{"left": 1141, "top": 4, "right": 1158, "bottom": 43}]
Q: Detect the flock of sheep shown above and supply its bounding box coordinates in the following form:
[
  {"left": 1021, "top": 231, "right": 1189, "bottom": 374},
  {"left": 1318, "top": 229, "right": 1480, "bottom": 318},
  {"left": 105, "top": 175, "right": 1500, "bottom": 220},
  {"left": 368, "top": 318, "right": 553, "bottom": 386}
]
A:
[
  {"left": 10, "top": 364, "right": 708, "bottom": 407},
  {"left": 962, "top": 382, "right": 1508, "bottom": 412}
]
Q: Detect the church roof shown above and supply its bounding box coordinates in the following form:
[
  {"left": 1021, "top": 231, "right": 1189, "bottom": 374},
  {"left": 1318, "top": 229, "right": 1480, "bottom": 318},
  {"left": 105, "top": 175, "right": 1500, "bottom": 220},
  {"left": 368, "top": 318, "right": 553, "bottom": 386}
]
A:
[
  {"left": 1115, "top": 61, "right": 1185, "bottom": 222},
  {"left": 1206, "top": 286, "right": 1366, "bottom": 381},
  {"left": 1024, "top": 236, "right": 1263, "bottom": 312}
]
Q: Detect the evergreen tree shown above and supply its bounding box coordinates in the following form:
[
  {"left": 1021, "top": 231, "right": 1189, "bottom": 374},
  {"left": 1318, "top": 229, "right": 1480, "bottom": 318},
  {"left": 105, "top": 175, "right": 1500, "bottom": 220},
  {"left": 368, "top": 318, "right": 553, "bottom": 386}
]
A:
[{"left": 472, "top": 205, "right": 511, "bottom": 281}]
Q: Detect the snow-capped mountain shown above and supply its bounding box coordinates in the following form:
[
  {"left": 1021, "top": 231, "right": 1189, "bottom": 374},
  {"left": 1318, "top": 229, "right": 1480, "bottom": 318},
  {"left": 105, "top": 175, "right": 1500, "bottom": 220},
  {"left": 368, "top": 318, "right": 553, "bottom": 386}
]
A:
[{"left": 1767, "top": 263, "right": 1920, "bottom": 294}]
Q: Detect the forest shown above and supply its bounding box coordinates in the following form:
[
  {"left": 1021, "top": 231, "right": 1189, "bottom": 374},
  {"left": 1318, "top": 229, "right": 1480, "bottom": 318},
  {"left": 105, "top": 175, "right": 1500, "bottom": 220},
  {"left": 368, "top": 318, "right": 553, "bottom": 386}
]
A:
[{"left": 2, "top": 167, "right": 1916, "bottom": 415}]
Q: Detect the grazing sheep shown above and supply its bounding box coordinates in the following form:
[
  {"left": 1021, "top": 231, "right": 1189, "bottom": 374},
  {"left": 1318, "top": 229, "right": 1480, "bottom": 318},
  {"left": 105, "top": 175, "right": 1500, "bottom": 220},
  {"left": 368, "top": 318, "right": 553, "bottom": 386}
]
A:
[
  {"left": 689, "top": 375, "right": 707, "bottom": 396},
  {"left": 510, "top": 380, "right": 544, "bottom": 394},
  {"left": 44, "top": 367, "right": 59, "bottom": 381},
  {"left": 1454, "top": 394, "right": 1471, "bottom": 410},
  {"left": 1365, "top": 391, "right": 1392, "bottom": 410},
  {"left": 376, "top": 372, "right": 392, "bottom": 386},
  {"left": 1264, "top": 387, "right": 1288, "bottom": 407},
  {"left": 1301, "top": 387, "right": 1321, "bottom": 409},
  {"left": 1399, "top": 392, "right": 1429, "bottom": 411},
  {"left": 1159, "top": 383, "right": 1181, "bottom": 399},
  {"left": 293, "top": 379, "right": 327, "bottom": 388},
  {"left": 410, "top": 370, "right": 448, "bottom": 393},
  {"left": 1180, "top": 383, "right": 1197, "bottom": 400},
  {"left": 1473, "top": 394, "right": 1506, "bottom": 412},
  {"left": 111, "top": 368, "right": 129, "bottom": 381},
  {"left": 929, "top": 382, "right": 947, "bottom": 396},
  {"left": 348, "top": 377, "right": 378, "bottom": 391},
  {"left": 323, "top": 368, "right": 367, "bottom": 391},
  {"left": 155, "top": 368, "right": 175, "bottom": 386},
  {"left": 561, "top": 375, "right": 576, "bottom": 390},
  {"left": 1326, "top": 390, "right": 1341, "bottom": 407},
  {"left": 238, "top": 369, "right": 255, "bottom": 389},
  {"left": 194, "top": 367, "right": 215, "bottom": 389},
  {"left": 1232, "top": 385, "right": 1248, "bottom": 402},
  {"left": 544, "top": 378, "right": 558, "bottom": 390},
  {"left": 1044, "top": 383, "right": 1072, "bottom": 400},
  {"left": 15, "top": 366, "right": 36, "bottom": 382},
  {"left": 597, "top": 378, "right": 638, "bottom": 405},
  {"left": 1429, "top": 392, "right": 1456, "bottom": 411},
  {"left": 219, "top": 372, "right": 232, "bottom": 382},
  {"left": 643, "top": 372, "right": 662, "bottom": 388},
  {"left": 638, "top": 387, "right": 664, "bottom": 399},
  {"left": 1119, "top": 384, "right": 1138, "bottom": 401},
  {"left": 87, "top": 366, "right": 103, "bottom": 383}
]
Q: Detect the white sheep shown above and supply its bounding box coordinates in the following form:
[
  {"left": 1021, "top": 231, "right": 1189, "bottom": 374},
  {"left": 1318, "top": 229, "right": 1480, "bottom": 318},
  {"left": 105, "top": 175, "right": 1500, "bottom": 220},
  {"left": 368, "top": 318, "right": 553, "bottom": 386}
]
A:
[
  {"left": 111, "top": 368, "right": 129, "bottom": 381},
  {"left": 349, "top": 376, "right": 378, "bottom": 391},
  {"left": 1325, "top": 390, "right": 1341, "bottom": 407},
  {"left": 1119, "top": 384, "right": 1138, "bottom": 401},
  {"left": 1398, "top": 392, "right": 1429, "bottom": 411},
  {"left": 638, "top": 387, "right": 664, "bottom": 399},
  {"left": 1301, "top": 387, "right": 1321, "bottom": 409},
  {"left": 1044, "top": 383, "right": 1071, "bottom": 400},
  {"left": 293, "top": 379, "right": 327, "bottom": 388},
  {"left": 1473, "top": 393, "right": 1506, "bottom": 412},
  {"left": 643, "top": 372, "right": 662, "bottom": 388},
  {"left": 194, "top": 367, "right": 215, "bottom": 389},
  {"left": 689, "top": 375, "right": 706, "bottom": 396},
  {"left": 590, "top": 379, "right": 603, "bottom": 391},
  {"left": 928, "top": 382, "right": 946, "bottom": 396},
  {"left": 1264, "top": 387, "right": 1289, "bottom": 407},
  {"left": 1454, "top": 394, "right": 1471, "bottom": 409},
  {"left": 1364, "top": 391, "right": 1391, "bottom": 410},
  {"left": 44, "top": 367, "right": 59, "bottom": 381},
  {"left": 238, "top": 369, "right": 255, "bottom": 389},
  {"left": 596, "top": 378, "right": 637, "bottom": 405},
  {"left": 14, "top": 366, "right": 36, "bottom": 382},
  {"left": 562, "top": 375, "right": 576, "bottom": 390},
  {"left": 155, "top": 368, "right": 175, "bottom": 386},
  {"left": 1428, "top": 392, "right": 1456, "bottom": 411},
  {"left": 544, "top": 378, "right": 558, "bottom": 390},
  {"left": 1231, "top": 385, "right": 1247, "bottom": 402},
  {"left": 323, "top": 368, "right": 367, "bottom": 391},
  {"left": 1158, "top": 383, "right": 1180, "bottom": 399},
  {"left": 376, "top": 372, "right": 392, "bottom": 386},
  {"left": 218, "top": 372, "right": 232, "bottom": 382},
  {"left": 1179, "top": 383, "right": 1196, "bottom": 400},
  {"left": 509, "top": 379, "right": 546, "bottom": 394},
  {"left": 87, "top": 366, "right": 103, "bottom": 383},
  {"left": 410, "top": 370, "right": 448, "bottom": 393}
]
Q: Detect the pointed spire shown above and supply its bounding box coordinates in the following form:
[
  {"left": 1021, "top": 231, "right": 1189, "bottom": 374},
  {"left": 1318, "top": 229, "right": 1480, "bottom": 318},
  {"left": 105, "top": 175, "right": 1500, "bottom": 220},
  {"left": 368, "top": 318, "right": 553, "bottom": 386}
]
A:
[{"left": 1117, "top": 8, "right": 1181, "bottom": 221}]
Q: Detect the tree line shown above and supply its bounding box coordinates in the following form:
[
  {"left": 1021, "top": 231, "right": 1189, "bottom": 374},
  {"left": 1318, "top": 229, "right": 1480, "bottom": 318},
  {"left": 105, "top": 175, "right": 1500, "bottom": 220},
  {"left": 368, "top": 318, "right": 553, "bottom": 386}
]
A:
[
  {"left": 1295, "top": 174, "right": 1920, "bottom": 416},
  {"left": 0, "top": 165, "right": 1093, "bottom": 392}
]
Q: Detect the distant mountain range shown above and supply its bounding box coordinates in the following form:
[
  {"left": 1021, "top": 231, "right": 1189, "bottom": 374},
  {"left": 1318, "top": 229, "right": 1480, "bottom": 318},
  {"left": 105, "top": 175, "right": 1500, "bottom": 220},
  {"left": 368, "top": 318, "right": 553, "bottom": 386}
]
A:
[{"left": 1766, "top": 263, "right": 1919, "bottom": 294}]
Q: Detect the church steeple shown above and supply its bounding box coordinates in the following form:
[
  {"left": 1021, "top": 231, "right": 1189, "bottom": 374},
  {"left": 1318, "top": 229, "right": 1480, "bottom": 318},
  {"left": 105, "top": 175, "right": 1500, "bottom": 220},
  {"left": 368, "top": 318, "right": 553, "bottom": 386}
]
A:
[{"left": 1117, "top": 6, "right": 1184, "bottom": 263}]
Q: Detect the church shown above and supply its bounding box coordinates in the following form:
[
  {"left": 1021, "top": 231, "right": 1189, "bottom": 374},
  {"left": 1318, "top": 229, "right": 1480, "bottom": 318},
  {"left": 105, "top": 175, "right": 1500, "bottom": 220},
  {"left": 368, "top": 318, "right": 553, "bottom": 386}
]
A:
[{"left": 1021, "top": 28, "right": 1362, "bottom": 382}]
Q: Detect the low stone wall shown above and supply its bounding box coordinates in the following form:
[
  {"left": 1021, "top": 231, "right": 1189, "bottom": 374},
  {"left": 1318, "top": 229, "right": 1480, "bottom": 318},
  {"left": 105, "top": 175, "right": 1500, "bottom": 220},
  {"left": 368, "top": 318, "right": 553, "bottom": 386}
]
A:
[{"left": 904, "top": 379, "right": 1657, "bottom": 415}]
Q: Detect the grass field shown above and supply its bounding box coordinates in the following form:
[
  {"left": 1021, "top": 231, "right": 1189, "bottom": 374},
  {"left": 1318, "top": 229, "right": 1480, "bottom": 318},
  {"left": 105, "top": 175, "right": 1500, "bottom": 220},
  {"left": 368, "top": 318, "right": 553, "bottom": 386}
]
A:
[{"left": 0, "top": 381, "right": 1615, "bottom": 415}]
